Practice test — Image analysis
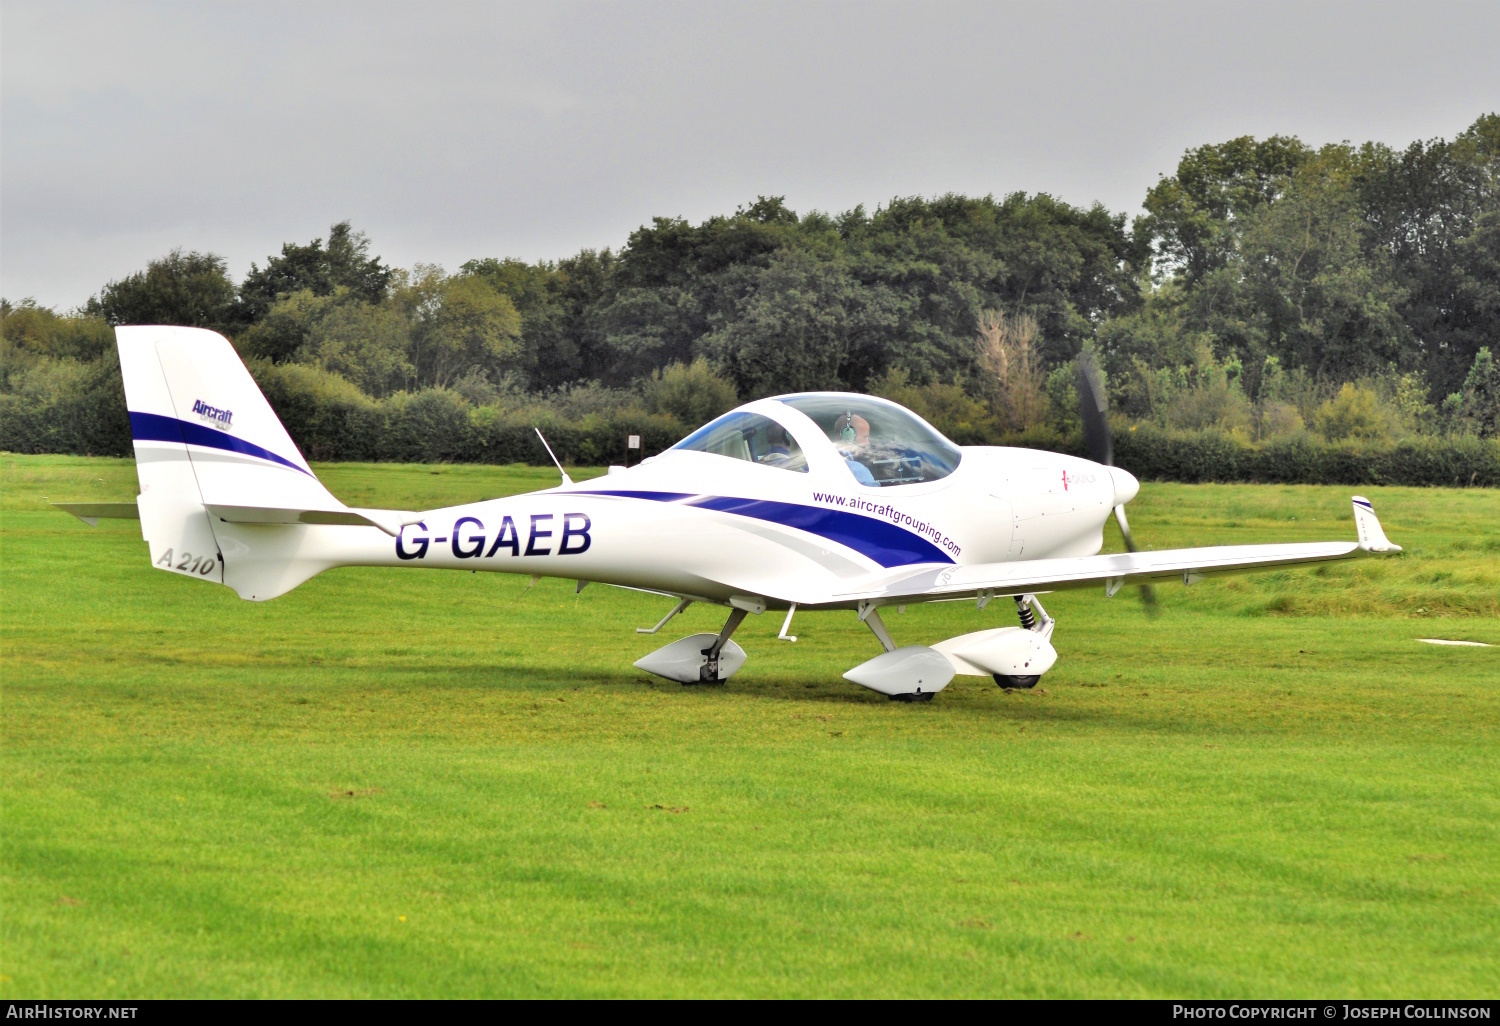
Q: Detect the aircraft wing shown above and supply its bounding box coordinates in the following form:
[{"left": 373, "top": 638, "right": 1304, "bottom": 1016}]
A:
[
  {"left": 830, "top": 496, "right": 1400, "bottom": 607},
  {"left": 836, "top": 540, "right": 1360, "bottom": 604}
]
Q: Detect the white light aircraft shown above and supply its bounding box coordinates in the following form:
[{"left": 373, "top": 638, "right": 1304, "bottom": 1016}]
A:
[{"left": 57, "top": 327, "right": 1402, "bottom": 701}]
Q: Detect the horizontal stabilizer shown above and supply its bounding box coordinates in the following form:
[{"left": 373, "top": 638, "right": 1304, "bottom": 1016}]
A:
[
  {"left": 51, "top": 501, "right": 140, "bottom": 526},
  {"left": 203, "top": 504, "right": 421, "bottom": 537}
]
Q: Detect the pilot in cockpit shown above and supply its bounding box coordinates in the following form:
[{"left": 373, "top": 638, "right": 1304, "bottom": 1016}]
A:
[{"left": 836, "top": 411, "right": 878, "bottom": 485}]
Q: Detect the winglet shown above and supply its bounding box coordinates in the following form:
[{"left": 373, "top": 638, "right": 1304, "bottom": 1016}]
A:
[{"left": 1351, "top": 496, "right": 1400, "bottom": 553}]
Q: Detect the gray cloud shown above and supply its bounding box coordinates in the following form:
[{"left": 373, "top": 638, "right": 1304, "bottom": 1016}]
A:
[{"left": 3, "top": 0, "right": 1497, "bottom": 308}]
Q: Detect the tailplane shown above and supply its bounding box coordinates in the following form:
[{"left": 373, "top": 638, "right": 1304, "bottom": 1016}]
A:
[{"left": 116, "top": 326, "right": 415, "bottom": 598}]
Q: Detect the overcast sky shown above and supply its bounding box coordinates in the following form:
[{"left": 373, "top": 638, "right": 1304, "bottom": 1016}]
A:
[{"left": 3, "top": 0, "right": 1497, "bottom": 309}]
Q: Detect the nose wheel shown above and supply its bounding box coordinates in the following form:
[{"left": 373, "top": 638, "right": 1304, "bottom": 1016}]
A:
[{"left": 994, "top": 595, "right": 1052, "bottom": 690}]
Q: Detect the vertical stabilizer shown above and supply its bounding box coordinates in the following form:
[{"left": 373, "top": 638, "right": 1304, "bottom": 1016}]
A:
[
  {"left": 116, "top": 326, "right": 354, "bottom": 594},
  {"left": 125, "top": 327, "right": 337, "bottom": 510}
]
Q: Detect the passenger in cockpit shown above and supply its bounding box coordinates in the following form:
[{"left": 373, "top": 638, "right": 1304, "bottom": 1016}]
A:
[{"left": 837, "top": 412, "right": 877, "bottom": 485}]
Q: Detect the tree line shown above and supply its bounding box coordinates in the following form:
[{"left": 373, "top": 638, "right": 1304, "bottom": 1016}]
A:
[{"left": 3, "top": 114, "right": 1497, "bottom": 473}]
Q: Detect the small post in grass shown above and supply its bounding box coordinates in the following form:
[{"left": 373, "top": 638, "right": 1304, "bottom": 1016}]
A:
[{"left": 626, "top": 433, "right": 641, "bottom": 468}]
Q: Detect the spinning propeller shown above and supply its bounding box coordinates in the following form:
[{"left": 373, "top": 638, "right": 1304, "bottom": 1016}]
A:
[{"left": 1075, "top": 353, "right": 1158, "bottom": 614}]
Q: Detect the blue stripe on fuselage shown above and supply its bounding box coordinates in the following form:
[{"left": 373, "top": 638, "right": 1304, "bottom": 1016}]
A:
[
  {"left": 586, "top": 488, "right": 952, "bottom": 568},
  {"left": 128, "top": 411, "right": 312, "bottom": 477}
]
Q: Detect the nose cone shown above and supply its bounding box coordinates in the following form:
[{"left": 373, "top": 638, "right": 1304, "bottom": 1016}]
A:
[{"left": 1108, "top": 466, "right": 1139, "bottom": 506}]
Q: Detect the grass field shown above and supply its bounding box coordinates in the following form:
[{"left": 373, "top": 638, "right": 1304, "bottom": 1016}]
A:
[{"left": 2, "top": 454, "right": 1497, "bottom": 998}]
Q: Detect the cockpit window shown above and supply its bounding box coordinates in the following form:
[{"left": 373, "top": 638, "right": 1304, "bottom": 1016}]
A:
[
  {"left": 778, "top": 394, "right": 961, "bottom": 486},
  {"left": 671, "top": 411, "right": 809, "bottom": 472}
]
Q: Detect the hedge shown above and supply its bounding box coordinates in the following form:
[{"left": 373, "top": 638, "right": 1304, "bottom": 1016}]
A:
[
  {"left": 0, "top": 358, "right": 688, "bottom": 468},
  {"left": 0, "top": 353, "right": 133, "bottom": 458},
  {"left": 956, "top": 424, "right": 1500, "bottom": 486},
  {"left": 1110, "top": 427, "right": 1500, "bottom": 488},
  {"left": 3, "top": 362, "right": 1496, "bottom": 485}
]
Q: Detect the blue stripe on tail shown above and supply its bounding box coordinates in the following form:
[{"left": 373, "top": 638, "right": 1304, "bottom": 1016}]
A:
[{"left": 128, "top": 412, "right": 312, "bottom": 477}]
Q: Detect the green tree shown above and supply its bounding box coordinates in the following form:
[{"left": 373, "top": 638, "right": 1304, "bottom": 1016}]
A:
[
  {"left": 1442, "top": 347, "right": 1500, "bottom": 437},
  {"left": 867, "top": 366, "right": 989, "bottom": 439},
  {"left": 1237, "top": 148, "right": 1408, "bottom": 378},
  {"left": 700, "top": 251, "right": 901, "bottom": 398},
  {"left": 0, "top": 300, "right": 114, "bottom": 363},
  {"left": 1353, "top": 115, "right": 1500, "bottom": 395},
  {"left": 407, "top": 273, "right": 523, "bottom": 388},
  {"left": 1163, "top": 349, "right": 1254, "bottom": 435},
  {"left": 1096, "top": 282, "right": 1215, "bottom": 419},
  {"left": 461, "top": 251, "right": 616, "bottom": 390},
  {"left": 848, "top": 192, "right": 1141, "bottom": 371},
  {"left": 640, "top": 357, "right": 738, "bottom": 426},
  {"left": 311, "top": 298, "right": 418, "bottom": 397},
  {"left": 593, "top": 198, "right": 808, "bottom": 383},
  {"left": 237, "top": 289, "right": 325, "bottom": 364},
  {"left": 238, "top": 221, "right": 393, "bottom": 323},
  {"left": 239, "top": 289, "right": 415, "bottom": 397},
  {"left": 1314, "top": 383, "right": 1393, "bottom": 442},
  {"left": 87, "top": 249, "right": 239, "bottom": 332},
  {"left": 1140, "top": 135, "right": 1311, "bottom": 282}
]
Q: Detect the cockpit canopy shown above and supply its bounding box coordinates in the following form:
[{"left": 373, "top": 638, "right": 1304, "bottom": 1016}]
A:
[
  {"left": 778, "top": 394, "right": 961, "bottom": 486},
  {"left": 670, "top": 393, "right": 961, "bottom": 487},
  {"left": 671, "top": 410, "right": 809, "bottom": 472}
]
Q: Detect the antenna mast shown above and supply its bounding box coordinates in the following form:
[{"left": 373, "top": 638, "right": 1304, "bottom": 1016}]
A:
[{"left": 534, "top": 428, "right": 573, "bottom": 485}]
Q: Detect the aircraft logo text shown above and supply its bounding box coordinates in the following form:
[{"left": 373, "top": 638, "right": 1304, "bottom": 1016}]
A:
[{"left": 192, "top": 399, "right": 233, "bottom": 429}]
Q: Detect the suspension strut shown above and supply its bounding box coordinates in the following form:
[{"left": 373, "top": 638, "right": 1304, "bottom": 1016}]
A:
[{"left": 1014, "top": 595, "right": 1037, "bottom": 631}]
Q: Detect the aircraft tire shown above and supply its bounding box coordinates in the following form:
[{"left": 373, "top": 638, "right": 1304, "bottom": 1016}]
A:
[
  {"left": 888, "top": 692, "right": 935, "bottom": 703},
  {"left": 993, "top": 674, "right": 1040, "bottom": 690}
]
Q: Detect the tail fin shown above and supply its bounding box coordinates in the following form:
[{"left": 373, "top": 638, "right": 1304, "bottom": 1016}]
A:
[{"left": 117, "top": 326, "right": 411, "bottom": 599}]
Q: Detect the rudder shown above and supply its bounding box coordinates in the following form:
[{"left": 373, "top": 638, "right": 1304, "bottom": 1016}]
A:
[{"left": 117, "top": 326, "right": 229, "bottom": 584}]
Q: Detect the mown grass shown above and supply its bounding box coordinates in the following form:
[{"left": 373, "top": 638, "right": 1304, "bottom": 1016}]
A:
[{"left": 2, "top": 454, "right": 1497, "bottom": 998}]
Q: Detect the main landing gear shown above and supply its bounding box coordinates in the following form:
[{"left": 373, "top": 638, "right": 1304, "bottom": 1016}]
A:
[
  {"left": 697, "top": 607, "right": 748, "bottom": 684},
  {"left": 632, "top": 597, "right": 758, "bottom": 684},
  {"left": 842, "top": 602, "right": 958, "bottom": 702}
]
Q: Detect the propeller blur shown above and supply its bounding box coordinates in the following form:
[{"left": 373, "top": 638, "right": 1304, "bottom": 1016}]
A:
[{"left": 1076, "top": 351, "right": 1158, "bottom": 613}]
